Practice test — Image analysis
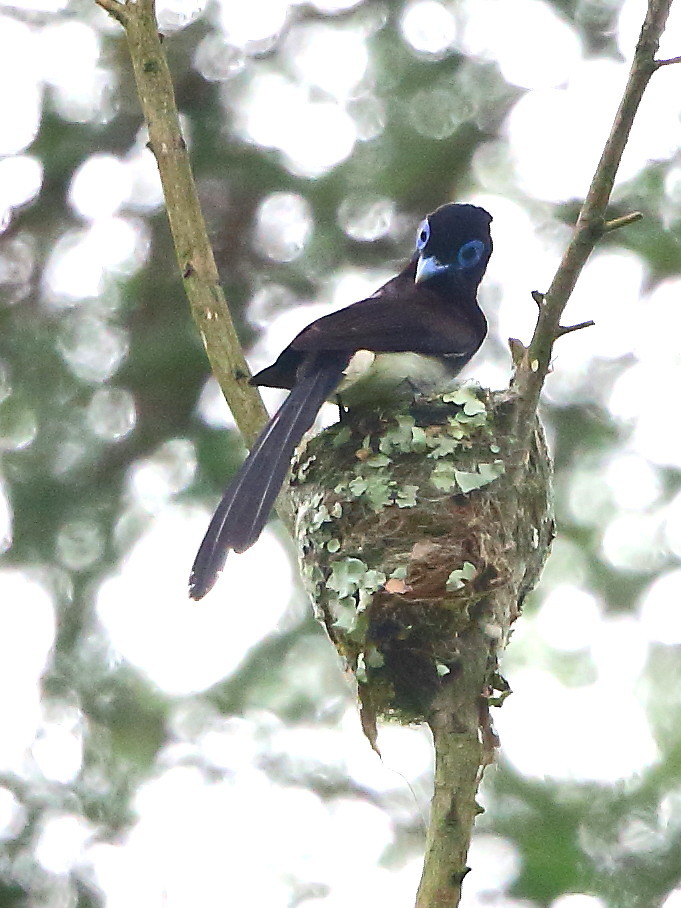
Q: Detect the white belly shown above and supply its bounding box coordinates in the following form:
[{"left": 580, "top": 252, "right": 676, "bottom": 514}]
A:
[{"left": 338, "top": 350, "right": 457, "bottom": 408}]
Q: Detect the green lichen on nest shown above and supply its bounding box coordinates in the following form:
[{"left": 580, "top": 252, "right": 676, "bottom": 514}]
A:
[{"left": 290, "top": 384, "right": 554, "bottom": 726}]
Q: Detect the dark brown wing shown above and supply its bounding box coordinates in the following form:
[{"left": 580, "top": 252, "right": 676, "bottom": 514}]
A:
[
  {"left": 291, "top": 288, "right": 482, "bottom": 357},
  {"left": 251, "top": 266, "right": 417, "bottom": 390},
  {"left": 250, "top": 259, "right": 484, "bottom": 389}
]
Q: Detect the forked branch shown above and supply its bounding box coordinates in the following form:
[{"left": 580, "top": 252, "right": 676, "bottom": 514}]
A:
[{"left": 510, "top": 0, "right": 676, "bottom": 466}]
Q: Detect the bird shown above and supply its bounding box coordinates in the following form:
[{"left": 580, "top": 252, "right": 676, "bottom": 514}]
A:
[{"left": 189, "top": 203, "right": 493, "bottom": 600}]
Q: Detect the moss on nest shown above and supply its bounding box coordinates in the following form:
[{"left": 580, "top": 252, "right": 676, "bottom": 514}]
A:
[{"left": 290, "top": 384, "right": 554, "bottom": 732}]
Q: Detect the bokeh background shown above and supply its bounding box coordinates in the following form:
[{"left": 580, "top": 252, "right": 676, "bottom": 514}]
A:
[{"left": 2, "top": 0, "right": 681, "bottom": 905}]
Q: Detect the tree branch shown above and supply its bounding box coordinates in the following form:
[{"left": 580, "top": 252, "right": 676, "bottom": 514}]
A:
[
  {"left": 510, "top": 0, "right": 674, "bottom": 466},
  {"left": 96, "top": 0, "right": 127, "bottom": 25},
  {"left": 96, "top": 0, "right": 269, "bottom": 450},
  {"left": 414, "top": 633, "right": 488, "bottom": 908},
  {"left": 416, "top": 3, "right": 675, "bottom": 905},
  {"left": 96, "top": 2, "right": 676, "bottom": 906}
]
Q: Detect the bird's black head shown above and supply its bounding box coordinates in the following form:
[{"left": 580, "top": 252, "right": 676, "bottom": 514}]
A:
[{"left": 413, "top": 203, "right": 493, "bottom": 294}]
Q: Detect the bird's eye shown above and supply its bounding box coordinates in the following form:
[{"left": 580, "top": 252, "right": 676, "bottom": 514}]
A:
[
  {"left": 457, "top": 239, "right": 485, "bottom": 269},
  {"left": 415, "top": 219, "right": 430, "bottom": 251}
]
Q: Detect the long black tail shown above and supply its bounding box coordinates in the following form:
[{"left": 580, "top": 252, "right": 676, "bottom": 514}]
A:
[{"left": 189, "top": 357, "right": 347, "bottom": 600}]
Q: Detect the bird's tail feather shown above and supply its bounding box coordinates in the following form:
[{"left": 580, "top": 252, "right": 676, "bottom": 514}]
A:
[{"left": 189, "top": 358, "right": 346, "bottom": 600}]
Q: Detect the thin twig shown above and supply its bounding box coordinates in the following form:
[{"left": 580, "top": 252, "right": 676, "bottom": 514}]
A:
[
  {"left": 95, "top": 0, "right": 127, "bottom": 24},
  {"left": 510, "top": 0, "right": 674, "bottom": 469},
  {"left": 555, "top": 319, "right": 596, "bottom": 338},
  {"left": 603, "top": 211, "right": 644, "bottom": 232},
  {"left": 655, "top": 54, "right": 681, "bottom": 66}
]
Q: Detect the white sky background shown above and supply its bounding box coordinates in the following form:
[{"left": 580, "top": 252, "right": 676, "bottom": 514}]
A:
[{"left": 2, "top": 0, "right": 681, "bottom": 905}]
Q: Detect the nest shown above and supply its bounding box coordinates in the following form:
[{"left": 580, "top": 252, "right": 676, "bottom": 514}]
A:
[{"left": 289, "top": 385, "right": 554, "bottom": 736}]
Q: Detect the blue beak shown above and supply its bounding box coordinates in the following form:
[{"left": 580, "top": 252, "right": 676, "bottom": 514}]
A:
[{"left": 415, "top": 254, "right": 450, "bottom": 284}]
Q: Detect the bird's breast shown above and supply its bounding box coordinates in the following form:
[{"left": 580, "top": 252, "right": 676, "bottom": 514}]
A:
[{"left": 337, "top": 350, "right": 465, "bottom": 409}]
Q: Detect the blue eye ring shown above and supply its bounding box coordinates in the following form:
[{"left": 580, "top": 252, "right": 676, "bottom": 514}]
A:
[
  {"left": 457, "top": 239, "right": 485, "bottom": 269},
  {"left": 415, "top": 219, "right": 430, "bottom": 251}
]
